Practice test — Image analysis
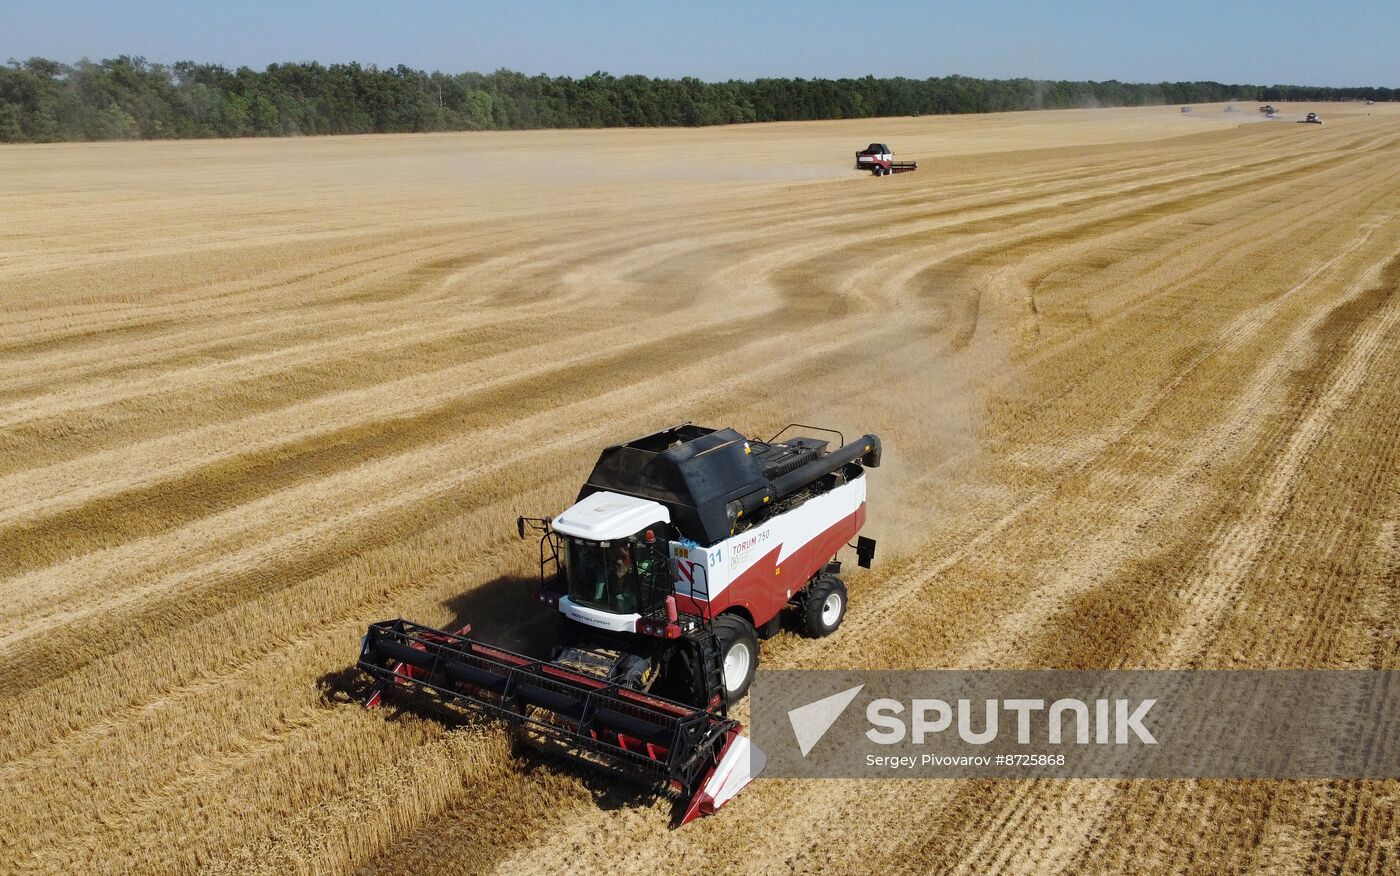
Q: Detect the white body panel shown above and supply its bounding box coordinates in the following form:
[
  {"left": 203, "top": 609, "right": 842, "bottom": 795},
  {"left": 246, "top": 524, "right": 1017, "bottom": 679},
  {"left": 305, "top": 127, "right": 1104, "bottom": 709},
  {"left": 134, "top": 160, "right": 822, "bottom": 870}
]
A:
[
  {"left": 552, "top": 491, "right": 670, "bottom": 541},
  {"left": 669, "top": 475, "right": 866, "bottom": 602},
  {"left": 557, "top": 596, "right": 641, "bottom": 632}
]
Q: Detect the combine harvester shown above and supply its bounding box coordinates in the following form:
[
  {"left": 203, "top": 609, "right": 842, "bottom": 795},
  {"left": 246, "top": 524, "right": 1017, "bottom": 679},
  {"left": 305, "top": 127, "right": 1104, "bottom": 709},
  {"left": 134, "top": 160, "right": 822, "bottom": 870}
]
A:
[
  {"left": 855, "top": 143, "right": 918, "bottom": 176},
  {"left": 357, "top": 423, "right": 882, "bottom": 824},
  {"left": 1298, "top": 112, "right": 1323, "bottom": 125}
]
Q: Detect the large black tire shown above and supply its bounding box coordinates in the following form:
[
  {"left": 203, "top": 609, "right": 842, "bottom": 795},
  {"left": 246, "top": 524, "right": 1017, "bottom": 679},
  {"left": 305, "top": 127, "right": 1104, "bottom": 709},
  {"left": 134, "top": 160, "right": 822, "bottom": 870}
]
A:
[
  {"left": 713, "top": 614, "right": 759, "bottom": 704},
  {"left": 800, "top": 574, "right": 848, "bottom": 638}
]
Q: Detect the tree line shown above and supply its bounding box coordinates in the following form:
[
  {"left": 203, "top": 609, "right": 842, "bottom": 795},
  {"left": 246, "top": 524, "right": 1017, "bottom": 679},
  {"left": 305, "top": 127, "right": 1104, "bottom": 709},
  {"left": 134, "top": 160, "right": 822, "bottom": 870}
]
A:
[{"left": 0, "top": 56, "right": 1393, "bottom": 143}]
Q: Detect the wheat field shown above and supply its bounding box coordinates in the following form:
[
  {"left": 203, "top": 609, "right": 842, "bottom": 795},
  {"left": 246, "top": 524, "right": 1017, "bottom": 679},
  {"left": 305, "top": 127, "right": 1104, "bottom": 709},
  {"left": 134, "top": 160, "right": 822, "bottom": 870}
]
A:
[{"left": 2, "top": 102, "right": 1399, "bottom": 874}]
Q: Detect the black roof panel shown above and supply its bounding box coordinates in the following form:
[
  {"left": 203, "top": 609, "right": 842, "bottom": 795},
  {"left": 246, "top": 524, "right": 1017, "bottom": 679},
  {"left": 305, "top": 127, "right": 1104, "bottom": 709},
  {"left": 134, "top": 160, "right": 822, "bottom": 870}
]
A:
[{"left": 580, "top": 425, "right": 768, "bottom": 544}]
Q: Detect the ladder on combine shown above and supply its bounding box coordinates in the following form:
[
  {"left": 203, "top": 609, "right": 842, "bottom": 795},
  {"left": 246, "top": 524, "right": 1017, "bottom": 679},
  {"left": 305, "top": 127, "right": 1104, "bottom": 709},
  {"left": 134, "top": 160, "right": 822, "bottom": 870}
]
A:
[
  {"left": 687, "top": 627, "right": 726, "bottom": 712},
  {"left": 679, "top": 554, "right": 727, "bottom": 713}
]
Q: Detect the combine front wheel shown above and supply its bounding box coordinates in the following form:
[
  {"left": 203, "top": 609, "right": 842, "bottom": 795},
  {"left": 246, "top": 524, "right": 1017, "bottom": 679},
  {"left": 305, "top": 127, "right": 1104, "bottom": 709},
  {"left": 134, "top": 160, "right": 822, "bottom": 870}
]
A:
[{"left": 714, "top": 615, "right": 758, "bottom": 704}]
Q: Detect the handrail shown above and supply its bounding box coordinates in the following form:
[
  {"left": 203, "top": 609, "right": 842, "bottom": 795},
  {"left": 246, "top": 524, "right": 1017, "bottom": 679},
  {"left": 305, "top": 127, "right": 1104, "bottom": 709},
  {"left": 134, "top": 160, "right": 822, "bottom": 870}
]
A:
[{"left": 764, "top": 422, "right": 844, "bottom": 447}]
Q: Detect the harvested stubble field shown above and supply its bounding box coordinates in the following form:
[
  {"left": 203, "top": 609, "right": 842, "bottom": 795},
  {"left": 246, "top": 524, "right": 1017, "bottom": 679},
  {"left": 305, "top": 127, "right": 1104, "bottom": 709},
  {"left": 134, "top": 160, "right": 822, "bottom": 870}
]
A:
[{"left": 2, "top": 101, "right": 1400, "bottom": 874}]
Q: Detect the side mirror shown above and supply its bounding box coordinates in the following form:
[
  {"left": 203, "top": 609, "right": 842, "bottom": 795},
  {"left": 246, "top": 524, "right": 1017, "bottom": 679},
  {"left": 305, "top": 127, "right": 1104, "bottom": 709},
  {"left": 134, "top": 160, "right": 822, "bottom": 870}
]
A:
[
  {"left": 517, "top": 516, "right": 554, "bottom": 539},
  {"left": 856, "top": 536, "right": 877, "bottom": 569}
]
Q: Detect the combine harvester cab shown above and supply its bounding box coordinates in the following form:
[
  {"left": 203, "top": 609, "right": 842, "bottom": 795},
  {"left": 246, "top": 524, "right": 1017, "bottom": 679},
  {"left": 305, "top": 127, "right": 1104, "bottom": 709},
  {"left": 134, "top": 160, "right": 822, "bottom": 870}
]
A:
[
  {"left": 358, "top": 423, "right": 882, "bottom": 825},
  {"left": 855, "top": 143, "right": 918, "bottom": 176}
]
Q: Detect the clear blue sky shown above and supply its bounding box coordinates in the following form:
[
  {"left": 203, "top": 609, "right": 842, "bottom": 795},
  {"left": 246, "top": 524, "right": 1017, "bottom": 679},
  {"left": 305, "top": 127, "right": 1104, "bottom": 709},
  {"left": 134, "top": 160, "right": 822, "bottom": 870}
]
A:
[{"left": 2, "top": 0, "right": 1396, "bottom": 86}]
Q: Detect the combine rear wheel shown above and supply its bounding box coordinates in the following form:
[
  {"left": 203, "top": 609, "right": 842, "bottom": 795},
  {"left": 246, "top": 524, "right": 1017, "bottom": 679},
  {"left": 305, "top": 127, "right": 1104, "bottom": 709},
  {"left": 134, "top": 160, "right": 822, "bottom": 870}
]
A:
[
  {"left": 800, "top": 574, "right": 848, "bottom": 638},
  {"left": 713, "top": 614, "right": 758, "bottom": 704}
]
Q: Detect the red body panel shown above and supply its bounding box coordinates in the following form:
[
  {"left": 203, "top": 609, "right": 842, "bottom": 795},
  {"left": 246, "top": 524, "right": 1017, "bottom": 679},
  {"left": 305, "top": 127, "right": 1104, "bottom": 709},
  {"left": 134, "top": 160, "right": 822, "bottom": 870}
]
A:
[{"left": 677, "top": 503, "right": 865, "bottom": 625}]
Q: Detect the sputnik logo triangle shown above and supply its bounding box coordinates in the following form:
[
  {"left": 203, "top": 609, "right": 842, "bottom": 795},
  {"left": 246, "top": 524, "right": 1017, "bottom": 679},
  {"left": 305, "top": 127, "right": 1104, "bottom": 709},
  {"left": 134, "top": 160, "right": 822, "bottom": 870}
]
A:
[{"left": 787, "top": 683, "right": 865, "bottom": 757}]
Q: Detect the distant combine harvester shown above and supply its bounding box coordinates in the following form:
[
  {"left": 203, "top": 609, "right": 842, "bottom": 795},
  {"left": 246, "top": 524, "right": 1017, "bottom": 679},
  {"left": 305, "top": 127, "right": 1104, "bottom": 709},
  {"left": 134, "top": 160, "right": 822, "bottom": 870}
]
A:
[{"left": 854, "top": 143, "right": 918, "bottom": 177}]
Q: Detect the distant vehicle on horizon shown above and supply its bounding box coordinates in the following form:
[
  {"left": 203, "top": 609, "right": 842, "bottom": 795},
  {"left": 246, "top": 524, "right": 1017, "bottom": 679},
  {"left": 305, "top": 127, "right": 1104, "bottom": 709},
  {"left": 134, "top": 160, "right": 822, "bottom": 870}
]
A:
[{"left": 854, "top": 144, "right": 918, "bottom": 177}]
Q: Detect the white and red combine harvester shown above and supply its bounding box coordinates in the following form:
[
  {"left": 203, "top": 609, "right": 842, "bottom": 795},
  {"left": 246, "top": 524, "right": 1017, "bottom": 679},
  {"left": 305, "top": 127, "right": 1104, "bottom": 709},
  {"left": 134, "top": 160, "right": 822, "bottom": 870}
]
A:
[
  {"left": 855, "top": 143, "right": 918, "bottom": 176},
  {"left": 358, "top": 423, "right": 881, "bottom": 825}
]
